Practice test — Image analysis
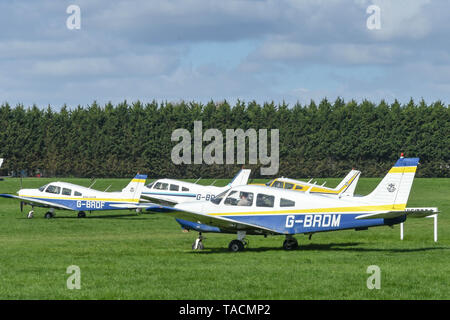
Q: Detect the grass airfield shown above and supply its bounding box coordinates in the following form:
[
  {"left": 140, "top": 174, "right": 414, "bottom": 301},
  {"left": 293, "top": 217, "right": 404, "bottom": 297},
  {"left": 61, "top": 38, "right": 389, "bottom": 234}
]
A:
[{"left": 0, "top": 177, "right": 448, "bottom": 299}]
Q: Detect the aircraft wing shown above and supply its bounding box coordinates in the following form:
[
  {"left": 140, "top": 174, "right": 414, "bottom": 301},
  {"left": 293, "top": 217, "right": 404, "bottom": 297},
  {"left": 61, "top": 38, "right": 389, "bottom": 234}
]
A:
[
  {"left": 140, "top": 193, "right": 180, "bottom": 205},
  {"left": 108, "top": 203, "right": 162, "bottom": 209},
  {"left": 147, "top": 205, "right": 281, "bottom": 235},
  {"left": 355, "top": 207, "right": 439, "bottom": 220},
  {"left": 0, "top": 194, "right": 72, "bottom": 210}
]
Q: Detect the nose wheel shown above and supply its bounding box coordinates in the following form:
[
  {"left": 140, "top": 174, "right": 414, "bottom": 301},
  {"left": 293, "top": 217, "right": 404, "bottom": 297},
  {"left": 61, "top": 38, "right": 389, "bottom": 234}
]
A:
[{"left": 192, "top": 233, "right": 205, "bottom": 250}]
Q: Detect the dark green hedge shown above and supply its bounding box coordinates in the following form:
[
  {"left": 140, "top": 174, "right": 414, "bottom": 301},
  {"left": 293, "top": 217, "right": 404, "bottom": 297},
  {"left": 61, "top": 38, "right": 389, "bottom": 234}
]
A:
[{"left": 0, "top": 98, "right": 448, "bottom": 178}]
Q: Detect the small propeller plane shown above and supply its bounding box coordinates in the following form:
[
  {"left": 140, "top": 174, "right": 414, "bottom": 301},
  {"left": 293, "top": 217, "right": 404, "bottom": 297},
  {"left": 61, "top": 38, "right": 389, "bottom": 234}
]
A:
[
  {"left": 262, "top": 169, "right": 361, "bottom": 197},
  {"left": 141, "top": 168, "right": 251, "bottom": 205},
  {"left": 0, "top": 174, "right": 156, "bottom": 219},
  {"left": 148, "top": 157, "right": 439, "bottom": 251}
]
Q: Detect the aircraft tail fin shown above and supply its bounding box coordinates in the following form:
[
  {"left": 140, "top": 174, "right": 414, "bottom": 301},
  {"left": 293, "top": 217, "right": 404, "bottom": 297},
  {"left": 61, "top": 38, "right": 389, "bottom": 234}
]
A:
[
  {"left": 122, "top": 174, "right": 147, "bottom": 202},
  {"left": 363, "top": 157, "right": 419, "bottom": 209},
  {"left": 339, "top": 170, "right": 361, "bottom": 197},
  {"left": 228, "top": 169, "right": 251, "bottom": 188},
  {"left": 0, "top": 158, "right": 3, "bottom": 168}
]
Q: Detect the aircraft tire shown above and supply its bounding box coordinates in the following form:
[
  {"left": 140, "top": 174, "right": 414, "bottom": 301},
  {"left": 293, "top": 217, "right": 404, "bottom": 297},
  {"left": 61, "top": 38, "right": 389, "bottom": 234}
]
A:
[
  {"left": 283, "top": 239, "right": 299, "bottom": 250},
  {"left": 44, "top": 212, "right": 53, "bottom": 219},
  {"left": 78, "top": 211, "right": 86, "bottom": 218},
  {"left": 228, "top": 240, "right": 245, "bottom": 252}
]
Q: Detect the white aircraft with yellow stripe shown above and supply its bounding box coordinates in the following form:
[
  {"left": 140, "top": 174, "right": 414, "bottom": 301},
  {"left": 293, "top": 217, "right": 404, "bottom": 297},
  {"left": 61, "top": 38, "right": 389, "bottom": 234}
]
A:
[
  {"left": 148, "top": 157, "right": 438, "bottom": 251},
  {"left": 0, "top": 174, "right": 156, "bottom": 218},
  {"left": 141, "top": 168, "right": 251, "bottom": 205},
  {"left": 263, "top": 169, "right": 361, "bottom": 197}
]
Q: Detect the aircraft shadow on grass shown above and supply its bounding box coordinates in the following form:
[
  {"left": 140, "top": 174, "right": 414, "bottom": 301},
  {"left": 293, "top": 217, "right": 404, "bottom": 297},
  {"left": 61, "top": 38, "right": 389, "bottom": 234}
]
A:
[{"left": 188, "top": 242, "right": 449, "bottom": 254}]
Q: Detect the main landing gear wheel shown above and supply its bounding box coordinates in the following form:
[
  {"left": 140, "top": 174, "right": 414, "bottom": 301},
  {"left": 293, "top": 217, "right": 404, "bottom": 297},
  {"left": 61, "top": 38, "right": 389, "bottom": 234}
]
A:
[
  {"left": 283, "top": 237, "right": 299, "bottom": 250},
  {"left": 228, "top": 240, "right": 245, "bottom": 252},
  {"left": 78, "top": 211, "right": 86, "bottom": 218},
  {"left": 27, "top": 211, "right": 34, "bottom": 219},
  {"left": 192, "top": 233, "right": 204, "bottom": 250},
  {"left": 44, "top": 212, "right": 54, "bottom": 219}
]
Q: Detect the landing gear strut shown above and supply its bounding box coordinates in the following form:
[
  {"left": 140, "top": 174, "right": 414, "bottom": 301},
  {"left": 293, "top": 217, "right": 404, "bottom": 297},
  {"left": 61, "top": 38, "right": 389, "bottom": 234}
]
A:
[
  {"left": 282, "top": 235, "right": 298, "bottom": 250},
  {"left": 192, "top": 233, "right": 204, "bottom": 250},
  {"left": 228, "top": 231, "right": 248, "bottom": 252}
]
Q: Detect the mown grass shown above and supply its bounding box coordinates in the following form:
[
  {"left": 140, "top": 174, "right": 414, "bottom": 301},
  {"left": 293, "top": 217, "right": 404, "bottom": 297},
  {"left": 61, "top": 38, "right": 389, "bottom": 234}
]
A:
[{"left": 0, "top": 177, "right": 448, "bottom": 299}]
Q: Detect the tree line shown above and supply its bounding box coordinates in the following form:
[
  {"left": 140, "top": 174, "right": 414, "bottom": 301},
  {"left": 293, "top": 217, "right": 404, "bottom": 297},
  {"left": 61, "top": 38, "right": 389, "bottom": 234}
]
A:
[{"left": 0, "top": 98, "right": 448, "bottom": 179}]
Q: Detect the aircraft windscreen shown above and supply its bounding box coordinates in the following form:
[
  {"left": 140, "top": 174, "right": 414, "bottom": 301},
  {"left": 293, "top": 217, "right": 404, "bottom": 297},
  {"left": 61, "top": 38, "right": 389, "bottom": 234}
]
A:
[
  {"left": 146, "top": 182, "right": 155, "bottom": 188},
  {"left": 211, "top": 190, "right": 227, "bottom": 205},
  {"left": 265, "top": 179, "right": 275, "bottom": 186},
  {"left": 38, "top": 184, "right": 48, "bottom": 192}
]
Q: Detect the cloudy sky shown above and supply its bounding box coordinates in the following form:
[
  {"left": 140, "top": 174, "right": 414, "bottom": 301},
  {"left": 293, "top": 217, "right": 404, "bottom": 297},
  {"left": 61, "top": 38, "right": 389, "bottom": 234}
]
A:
[{"left": 1, "top": 0, "right": 449, "bottom": 108}]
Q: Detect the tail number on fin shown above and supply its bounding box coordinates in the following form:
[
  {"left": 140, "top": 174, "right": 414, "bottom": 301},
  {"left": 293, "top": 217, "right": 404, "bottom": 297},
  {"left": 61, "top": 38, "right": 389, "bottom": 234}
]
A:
[{"left": 285, "top": 214, "right": 341, "bottom": 228}]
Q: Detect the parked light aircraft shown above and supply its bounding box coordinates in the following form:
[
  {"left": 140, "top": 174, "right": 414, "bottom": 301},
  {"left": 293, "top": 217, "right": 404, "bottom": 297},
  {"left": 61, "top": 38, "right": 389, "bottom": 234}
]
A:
[
  {"left": 141, "top": 168, "right": 251, "bottom": 205},
  {"left": 148, "top": 157, "right": 438, "bottom": 251},
  {"left": 262, "top": 169, "right": 361, "bottom": 197},
  {"left": 0, "top": 174, "right": 155, "bottom": 218}
]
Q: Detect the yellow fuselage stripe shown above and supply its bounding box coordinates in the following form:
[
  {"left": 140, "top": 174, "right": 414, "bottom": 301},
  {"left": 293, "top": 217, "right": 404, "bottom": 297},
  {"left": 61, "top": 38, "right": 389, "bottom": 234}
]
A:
[{"left": 209, "top": 203, "right": 407, "bottom": 216}]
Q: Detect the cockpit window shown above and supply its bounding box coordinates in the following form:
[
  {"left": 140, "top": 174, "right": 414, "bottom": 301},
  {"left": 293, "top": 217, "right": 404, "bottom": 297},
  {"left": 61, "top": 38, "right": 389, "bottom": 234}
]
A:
[
  {"left": 272, "top": 181, "right": 284, "bottom": 188},
  {"left": 225, "top": 191, "right": 254, "bottom": 206},
  {"left": 38, "top": 184, "right": 48, "bottom": 192},
  {"left": 182, "top": 187, "right": 189, "bottom": 192},
  {"left": 211, "top": 190, "right": 227, "bottom": 205},
  {"left": 45, "top": 185, "right": 61, "bottom": 194},
  {"left": 265, "top": 179, "right": 275, "bottom": 186},
  {"left": 74, "top": 191, "right": 82, "bottom": 197},
  {"left": 170, "top": 184, "right": 179, "bottom": 191},
  {"left": 295, "top": 185, "right": 303, "bottom": 190},
  {"left": 256, "top": 193, "right": 275, "bottom": 207},
  {"left": 62, "top": 188, "right": 72, "bottom": 196},
  {"left": 280, "top": 198, "right": 295, "bottom": 207},
  {"left": 154, "top": 182, "right": 168, "bottom": 190},
  {"left": 284, "top": 183, "right": 294, "bottom": 189},
  {"left": 146, "top": 182, "right": 154, "bottom": 189}
]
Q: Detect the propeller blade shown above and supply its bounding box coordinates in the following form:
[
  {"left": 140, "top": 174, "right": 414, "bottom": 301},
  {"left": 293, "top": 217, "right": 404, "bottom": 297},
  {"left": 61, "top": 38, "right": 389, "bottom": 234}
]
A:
[{"left": 20, "top": 201, "right": 24, "bottom": 212}]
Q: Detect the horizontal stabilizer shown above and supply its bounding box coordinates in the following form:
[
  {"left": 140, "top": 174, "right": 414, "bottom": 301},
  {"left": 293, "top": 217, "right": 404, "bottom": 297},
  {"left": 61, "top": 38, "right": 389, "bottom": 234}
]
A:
[{"left": 356, "top": 207, "right": 439, "bottom": 220}]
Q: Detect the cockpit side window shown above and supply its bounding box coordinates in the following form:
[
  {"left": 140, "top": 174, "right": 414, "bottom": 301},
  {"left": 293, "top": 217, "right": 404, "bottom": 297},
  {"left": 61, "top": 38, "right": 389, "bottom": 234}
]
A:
[
  {"left": 265, "top": 179, "right": 275, "bottom": 187},
  {"left": 74, "top": 191, "right": 82, "bottom": 197},
  {"left": 225, "top": 191, "right": 254, "bottom": 206},
  {"left": 170, "top": 184, "right": 179, "bottom": 191},
  {"left": 295, "top": 185, "right": 303, "bottom": 190},
  {"left": 154, "top": 182, "right": 168, "bottom": 190},
  {"left": 45, "top": 185, "right": 61, "bottom": 194},
  {"left": 182, "top": 187, "right": 189, "bottom": 192},
  {"left": 272, "top": 181, "right": 284, "bottom": 189},
  {"left": 39, "top": 184, "right": 48, "bottom": 192},
  {"left": 146, "top": 182, "right": 154, "bottom": 189},
  {"left": 256, "top": 193, "right": 275, "bottom": 207},
  {"left": 284, "top": 183, "right": 294, "bottom": 190},
  {"left": 280, "top": 198, "right": 295, "bottom": 207},
  {"left": 62, "top": 188, "right": 72, "bottom": 196}
]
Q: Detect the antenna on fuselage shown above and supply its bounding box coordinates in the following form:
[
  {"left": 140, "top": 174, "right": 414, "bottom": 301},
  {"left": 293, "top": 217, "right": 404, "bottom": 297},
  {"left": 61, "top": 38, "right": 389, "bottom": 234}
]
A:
[
  {"left": 209, "top": 179, "right": 217, "bottom": 186},
  {"left": 194, "top": 177, "right": 201, "bottom": 184},
  {"left": 104, "top": 185, "right": 111, "bottom": 192},
  {"left": 88, "top": 179, "right": 97, "bottom": 189}
]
